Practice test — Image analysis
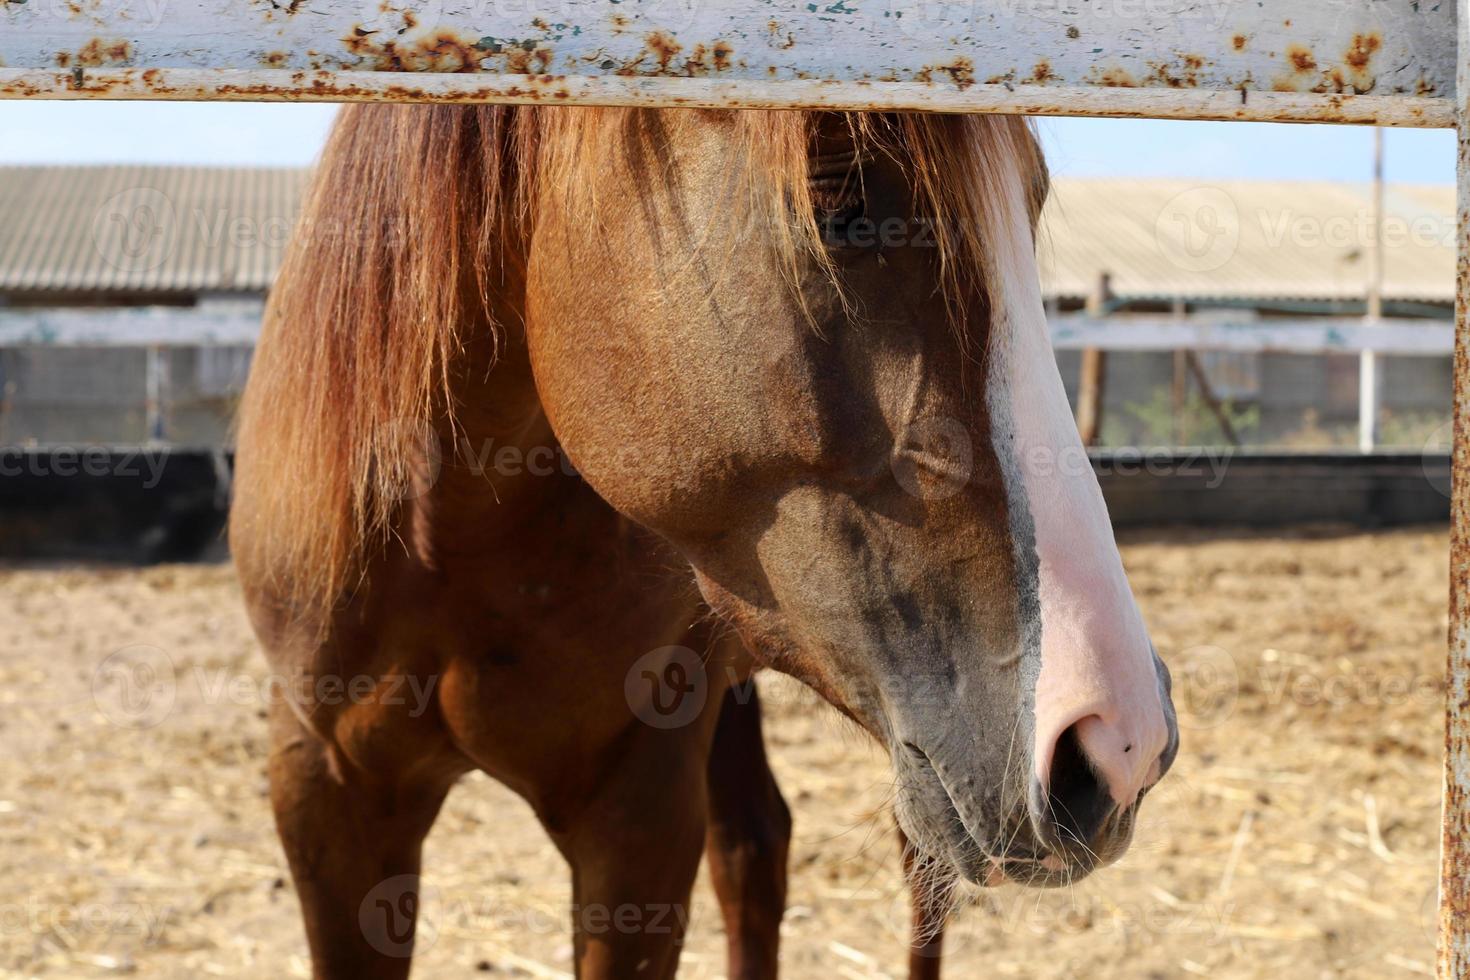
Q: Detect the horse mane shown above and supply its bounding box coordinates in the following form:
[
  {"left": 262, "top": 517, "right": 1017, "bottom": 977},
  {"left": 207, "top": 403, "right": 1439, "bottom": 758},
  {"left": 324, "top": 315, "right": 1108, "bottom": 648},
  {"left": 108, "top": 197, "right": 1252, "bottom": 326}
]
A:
[{"left": 229, "top": 103, "right": 1048, "bottom": 626}]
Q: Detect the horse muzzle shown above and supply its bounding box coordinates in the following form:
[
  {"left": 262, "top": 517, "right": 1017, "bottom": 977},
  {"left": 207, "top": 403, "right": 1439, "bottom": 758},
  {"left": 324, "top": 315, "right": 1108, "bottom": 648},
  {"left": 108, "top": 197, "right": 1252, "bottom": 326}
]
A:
[{"left": 894, "top": 656, "right": 1179, "bottom": 889}]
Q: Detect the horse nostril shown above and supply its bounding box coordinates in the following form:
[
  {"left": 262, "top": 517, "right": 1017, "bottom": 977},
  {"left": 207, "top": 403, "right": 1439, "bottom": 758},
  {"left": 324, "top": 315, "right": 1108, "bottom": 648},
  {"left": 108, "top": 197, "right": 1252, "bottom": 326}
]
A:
[{"left": 1030, "top": 721, "right": 1116, "bottom": 853}]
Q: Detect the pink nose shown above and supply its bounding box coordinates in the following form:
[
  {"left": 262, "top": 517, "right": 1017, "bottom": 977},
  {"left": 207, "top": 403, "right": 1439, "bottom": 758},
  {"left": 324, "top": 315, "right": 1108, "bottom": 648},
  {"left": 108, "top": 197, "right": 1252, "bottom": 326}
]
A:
[
  {"left": 1072, "top": 712, "right": 1167, "bottom": 806},
  {"left": 1030, "top": 699, "right": 1176, "bottom": 853}
]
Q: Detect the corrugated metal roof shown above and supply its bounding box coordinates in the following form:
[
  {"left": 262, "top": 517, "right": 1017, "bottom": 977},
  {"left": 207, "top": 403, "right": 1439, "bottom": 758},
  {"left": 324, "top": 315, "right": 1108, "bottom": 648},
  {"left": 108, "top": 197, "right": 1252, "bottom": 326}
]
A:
[
  {"left": 1039, "top": 178, "right": 1456, "bottom": 305},
  {"left": 0, "top": 166, "right": 307, "bottom": 296},
  {"left": 0, "top": 167, "right": 1455, "bottom": 306}
]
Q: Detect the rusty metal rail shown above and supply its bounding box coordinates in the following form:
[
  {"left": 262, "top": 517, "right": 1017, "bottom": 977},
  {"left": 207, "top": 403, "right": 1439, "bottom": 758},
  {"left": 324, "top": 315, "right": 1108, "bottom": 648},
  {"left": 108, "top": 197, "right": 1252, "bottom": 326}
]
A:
[
  {"left": 0, "top": 1, "right": 1458, "bottom": 125},
  {"left": 1441, "top": 3, "right": 1470, "bottom": 975},
  {"left": 0, "top": 67, "right": 1457, "bottom": 126},
  {"left": 3, "top": 0, "right": 1470, "bottom": 975}
]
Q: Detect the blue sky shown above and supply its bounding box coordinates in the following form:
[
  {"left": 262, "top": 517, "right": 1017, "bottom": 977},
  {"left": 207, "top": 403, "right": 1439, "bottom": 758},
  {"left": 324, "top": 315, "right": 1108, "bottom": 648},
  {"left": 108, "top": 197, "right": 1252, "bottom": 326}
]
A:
[{"left": 0, "top": 101, "right": 1457, "bottom": 185}]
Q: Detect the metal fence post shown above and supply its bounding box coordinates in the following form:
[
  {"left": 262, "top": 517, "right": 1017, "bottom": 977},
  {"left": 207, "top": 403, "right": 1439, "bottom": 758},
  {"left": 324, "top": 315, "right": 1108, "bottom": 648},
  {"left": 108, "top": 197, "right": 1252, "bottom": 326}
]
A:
[
  {"left": 144, "top": 344, "right": 168, "bottom": 443},
  {"left": 1440, "top": 1, "right": 1470, "bottom": 974},
  {"left": 1360, "top": 128, "right": 1386, "bottom": 455}
]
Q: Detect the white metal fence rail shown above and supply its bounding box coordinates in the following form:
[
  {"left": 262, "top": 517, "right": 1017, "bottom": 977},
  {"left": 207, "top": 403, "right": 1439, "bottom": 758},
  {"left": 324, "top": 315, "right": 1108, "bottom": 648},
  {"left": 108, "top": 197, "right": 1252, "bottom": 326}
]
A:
[
  {"left": 4, "top": 307, "right": 1449, "bottom": 354},
  {"left": 0, "top": 1, "right": 1456, "bottom": 124}
]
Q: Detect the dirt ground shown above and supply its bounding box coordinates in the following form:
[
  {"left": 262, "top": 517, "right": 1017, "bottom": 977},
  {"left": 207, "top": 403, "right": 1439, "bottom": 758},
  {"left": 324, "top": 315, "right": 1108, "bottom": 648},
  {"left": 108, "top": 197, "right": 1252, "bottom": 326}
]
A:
[{"left": 0, "top": 527, "right": 1451, "bottom": 979}]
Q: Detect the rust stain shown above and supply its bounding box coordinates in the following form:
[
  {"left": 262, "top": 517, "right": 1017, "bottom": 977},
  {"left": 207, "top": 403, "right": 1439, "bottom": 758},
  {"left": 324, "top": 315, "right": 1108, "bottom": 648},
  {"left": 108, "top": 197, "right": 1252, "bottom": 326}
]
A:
[
  {"left": 1093, "top": 67, "right": 1137, "bottom": 88},
  {"left": 1269, "top": 33, "right": 1384, "bottom": 96},
  {"left": 1345, "top": 33, "right": 1381, "bottom": 72},
  {"left": 1331, "top": 32, "right": 1383, "bottom": 95},
  {"left": 1147, "top": 53, "right": 1208, "bottom": 88},
  {"left": 940, "top": 58, "right": 974, "bottom": 88},
  {"left": 613, "top": 54, "right": 646, "bottom": 76},
  {"left": 601, "top": 33, "right": 735, "bottom": 78},
  {"left": 1232, "top": 34, "right": 1248, "bottom": 52},
  {"left": 1150, "top": 63, "right": 1179, "bottom": 87},
  {"left": 493, "top": 40, "right": 554, "bottom": 75},
  {"left": 1030, "top": 59, "right": 1056, "bottom": 84},
  {"left": 645, "top": 31, "right": 682, "bottom": 71},
  {"left": 1321, "top": 67, "right": 1348, "bottom": 94},
  {"left": 54, "top": 38, "right": 132, "bottom": 68},
  {"left": 684, "top": 42, "right": 708, "bottom": 73},
  {"left": 1287, "top": 45, "right": 1317, "bottom": 73},
  {"left": 250, "top": 0, "right": 306, "bottom": 19},
  {"left": 1272, "top": 42, "right": 1333, "bottom": 94},
  {"left": 341, "top": 26, "right": 494, "bottom": 73},
  {"left": 260, "top": 51, "right": 290, "bottom": 68}
]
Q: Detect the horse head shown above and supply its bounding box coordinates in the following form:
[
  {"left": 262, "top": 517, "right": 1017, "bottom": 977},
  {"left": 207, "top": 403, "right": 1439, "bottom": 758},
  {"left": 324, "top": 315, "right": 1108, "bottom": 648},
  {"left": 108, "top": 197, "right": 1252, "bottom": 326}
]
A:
[{"left": 524, "top": 109, "right": 1178, "bottom": 887}]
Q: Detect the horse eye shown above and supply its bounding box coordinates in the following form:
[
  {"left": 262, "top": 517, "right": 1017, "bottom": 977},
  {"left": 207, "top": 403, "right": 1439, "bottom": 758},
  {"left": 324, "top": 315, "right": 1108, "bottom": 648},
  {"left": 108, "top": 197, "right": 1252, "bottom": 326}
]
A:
[{"left": 815, "top": 196, "right": 867, "bottom": 248}]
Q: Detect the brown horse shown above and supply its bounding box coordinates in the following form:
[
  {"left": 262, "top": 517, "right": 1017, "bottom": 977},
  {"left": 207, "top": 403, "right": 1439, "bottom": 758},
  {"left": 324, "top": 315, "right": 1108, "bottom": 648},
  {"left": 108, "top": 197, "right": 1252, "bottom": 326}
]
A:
[{"left": 229, "top": 104, "right": 1179, "bottom": 979}]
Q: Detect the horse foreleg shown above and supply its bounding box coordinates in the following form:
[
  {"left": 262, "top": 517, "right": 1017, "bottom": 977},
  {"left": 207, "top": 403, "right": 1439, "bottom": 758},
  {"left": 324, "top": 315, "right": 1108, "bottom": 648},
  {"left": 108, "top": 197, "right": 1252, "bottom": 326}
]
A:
[
  {"left": 704, "top": 685, "right": 791, "bottom": 980},
  {"left": 899, "top": 826, "right": 954, "bottom": 980},
  {"left": 266, "top": 700, "right": 455, "bottom": 980},
  {"left": 549, "top": 723, "right": 714, "bottom": 980}
]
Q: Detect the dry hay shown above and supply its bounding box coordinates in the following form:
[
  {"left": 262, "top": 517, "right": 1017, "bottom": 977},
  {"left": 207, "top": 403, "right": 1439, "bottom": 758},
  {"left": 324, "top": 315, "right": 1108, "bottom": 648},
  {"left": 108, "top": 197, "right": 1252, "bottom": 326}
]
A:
[{"left": 0, "top": 527, "right": 1449, "bottom": 978}]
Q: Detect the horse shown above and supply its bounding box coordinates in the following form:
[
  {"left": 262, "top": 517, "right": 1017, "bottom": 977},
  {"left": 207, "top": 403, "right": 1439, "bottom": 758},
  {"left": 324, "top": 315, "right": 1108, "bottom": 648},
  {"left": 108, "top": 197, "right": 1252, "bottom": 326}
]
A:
[{"left": 229, "top": 103, "right": 1179, "bottom": 979}]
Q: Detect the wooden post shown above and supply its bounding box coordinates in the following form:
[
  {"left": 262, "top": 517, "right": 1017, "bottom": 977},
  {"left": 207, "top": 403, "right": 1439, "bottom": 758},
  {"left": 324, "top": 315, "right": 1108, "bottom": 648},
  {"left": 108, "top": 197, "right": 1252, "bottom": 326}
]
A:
[
  {"left": 1077, "top": 273, "right": 1112, "bottom": 447},
  {"left": 1183, "top": 353, "right": 1241, "bottom": 447}
]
